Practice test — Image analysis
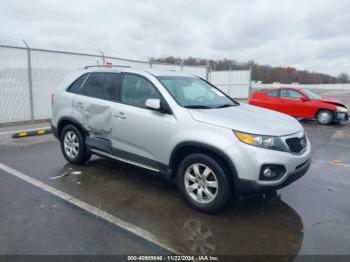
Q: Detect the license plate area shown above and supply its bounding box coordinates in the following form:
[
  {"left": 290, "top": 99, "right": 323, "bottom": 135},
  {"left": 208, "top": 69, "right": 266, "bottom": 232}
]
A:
[{"left": 336, "top": 112, "right": 348, "bottom": 121}]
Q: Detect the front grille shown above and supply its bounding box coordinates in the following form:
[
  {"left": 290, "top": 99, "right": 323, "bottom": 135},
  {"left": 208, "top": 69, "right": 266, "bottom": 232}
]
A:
[{"left": 286, "top": 135, "right": 307, "bottom": 153}]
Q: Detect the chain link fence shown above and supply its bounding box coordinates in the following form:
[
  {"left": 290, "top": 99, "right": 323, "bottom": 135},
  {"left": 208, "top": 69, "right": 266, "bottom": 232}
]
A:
[{"left": 0, "top": 38, "right": 208, "bottom": 124}]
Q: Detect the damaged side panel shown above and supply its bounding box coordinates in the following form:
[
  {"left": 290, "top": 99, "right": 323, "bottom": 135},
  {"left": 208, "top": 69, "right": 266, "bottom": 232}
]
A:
[{"left": 72, "top": 95, "right": 115, "bottom": 141}]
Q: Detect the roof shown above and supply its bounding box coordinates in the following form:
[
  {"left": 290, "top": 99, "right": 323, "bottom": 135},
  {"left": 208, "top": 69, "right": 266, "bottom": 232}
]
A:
[
  {"left": 81, "top": 67, "right": 195, "bottom": 77},
  {"left": 267, "top": 86, "right": 303, "bottom": 91}
]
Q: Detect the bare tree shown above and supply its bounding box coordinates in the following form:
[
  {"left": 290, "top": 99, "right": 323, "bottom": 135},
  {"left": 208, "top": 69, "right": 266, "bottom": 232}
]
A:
[
  {"left": 338, "top": 73, "right": 349, "bottom": 83},
  {"left": 153, "top": 56, "right": 341, "bottom": 84}
]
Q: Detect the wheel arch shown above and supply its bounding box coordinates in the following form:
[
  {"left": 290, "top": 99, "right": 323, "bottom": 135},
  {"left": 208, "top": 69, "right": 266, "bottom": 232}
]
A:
[
  {"left": 315, "top": 108, "right": 335, "bottom": 119},
  {"left": 169, "top": 142, "right": 238, "bottom": 191},
  {"left": 57, "top": 117, "right": 88, "bottom": 139}
]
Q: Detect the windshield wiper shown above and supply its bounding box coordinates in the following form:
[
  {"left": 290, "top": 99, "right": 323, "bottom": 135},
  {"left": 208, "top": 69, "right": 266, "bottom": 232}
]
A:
[
  {"left": 215, "top": 104, "right": 236, "bottom": 108},
  {"left": 184, "top": 105, "right": 213, "bottom": 109}
]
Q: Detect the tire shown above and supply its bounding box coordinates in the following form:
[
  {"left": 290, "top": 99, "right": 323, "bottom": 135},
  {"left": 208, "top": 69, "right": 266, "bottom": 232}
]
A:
[
  {"left": 316, "top": 109, "right": 333, "bottom": 125},
  {"left": 60, "top": 124, "right": 91, "bottom": 164},
  {"left": 177, "top": 153, "right": 232, "bottom": 214}
]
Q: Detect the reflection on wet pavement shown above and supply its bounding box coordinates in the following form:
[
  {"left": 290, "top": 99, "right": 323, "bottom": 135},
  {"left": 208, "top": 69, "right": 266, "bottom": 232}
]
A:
[{"left": 50, "top": 158, "right": 303, "bottom": 256}]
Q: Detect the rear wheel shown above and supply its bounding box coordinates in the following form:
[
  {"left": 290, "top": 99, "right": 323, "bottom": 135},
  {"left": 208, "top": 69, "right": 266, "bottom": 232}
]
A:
[
  {"left": 316, "top": 110, "right": 333, "bottom": 125},
  {"left": 177, "top": 153, "right": 232, "bottom": 214},
  {"left": 60, "top": 124, "right": 91, "bottom": 164}
]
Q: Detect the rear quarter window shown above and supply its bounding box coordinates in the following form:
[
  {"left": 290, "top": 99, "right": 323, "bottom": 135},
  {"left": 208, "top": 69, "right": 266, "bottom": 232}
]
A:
[
  {"left": 267, "top": 90, "right": 279, "bottom": 97},
  {"left": 67, "top": 74, "right": 89, "bottom": 94}
]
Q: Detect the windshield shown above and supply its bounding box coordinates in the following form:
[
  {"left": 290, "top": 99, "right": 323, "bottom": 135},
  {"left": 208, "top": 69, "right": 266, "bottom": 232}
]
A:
[
  {"left": 157, "top": 76, "right": 238, "bottom": 109},
  {"left": 301, "top": 89, "right": 322, "bottom": 99}
]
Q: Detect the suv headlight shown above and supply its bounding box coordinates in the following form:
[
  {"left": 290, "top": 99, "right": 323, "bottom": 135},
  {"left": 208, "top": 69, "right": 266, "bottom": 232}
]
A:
[
  {"left": 336, "top": 106, "right": 348, "bottom": 113},
  {"left": 234, "top": 131, "right": 288, "bottom": 152}
]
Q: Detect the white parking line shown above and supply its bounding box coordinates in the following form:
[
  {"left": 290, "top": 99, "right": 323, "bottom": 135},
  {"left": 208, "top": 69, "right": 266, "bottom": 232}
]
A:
[
  {"left": 0, "top": 162, "right": 177, "bottom": 254},
  {"left": 0, "top": 126, "right": 51, "bottom": 136}
]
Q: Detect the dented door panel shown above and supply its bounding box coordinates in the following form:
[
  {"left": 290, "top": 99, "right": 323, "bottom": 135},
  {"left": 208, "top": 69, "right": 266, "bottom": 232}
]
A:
[{"left": 72, "top": 95, "right": 115, "bottom": 140}]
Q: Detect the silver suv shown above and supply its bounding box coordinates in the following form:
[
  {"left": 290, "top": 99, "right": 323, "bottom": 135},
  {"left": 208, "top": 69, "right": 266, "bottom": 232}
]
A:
[{"left": 51, "top": 67, "right": 311, "bottom": 213}]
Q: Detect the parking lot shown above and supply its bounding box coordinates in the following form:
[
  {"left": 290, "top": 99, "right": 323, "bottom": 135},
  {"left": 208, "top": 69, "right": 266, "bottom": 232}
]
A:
[{"left": 0, "top": 90, "right": 350, "bottom": 258}]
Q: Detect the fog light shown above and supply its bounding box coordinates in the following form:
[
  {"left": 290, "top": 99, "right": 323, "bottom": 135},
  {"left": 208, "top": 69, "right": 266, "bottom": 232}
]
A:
[
  {"left": 263, "top": 167, "right": 273, "bottom": 178},
  {"left": 259, "top": 164, "right": 286, "bottom": 181}
]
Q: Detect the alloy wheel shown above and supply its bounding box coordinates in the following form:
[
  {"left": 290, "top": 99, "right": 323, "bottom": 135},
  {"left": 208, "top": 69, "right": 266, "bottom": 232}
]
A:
[
  {"left": 318, "top": 111, "right": 332, "bottom": 124},
  {"left": 184, "top": 163, "right": 218, "bottom": 204},
  {"left": 64, "top": 131, "right": 79, "bottom": 159}
]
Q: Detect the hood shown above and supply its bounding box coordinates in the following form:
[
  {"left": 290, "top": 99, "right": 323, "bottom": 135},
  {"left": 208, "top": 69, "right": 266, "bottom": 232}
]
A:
[
  {"left": 189, "top": 104, "right": 303, "bottom": 136},
  {"left": 319, "top": 98, "right": 346, "bottom": 107}
]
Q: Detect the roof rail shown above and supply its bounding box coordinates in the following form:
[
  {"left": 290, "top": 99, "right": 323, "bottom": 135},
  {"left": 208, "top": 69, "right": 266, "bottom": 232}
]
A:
[{"left": 83, "top": 65, "right": 131, "bottom": 69}]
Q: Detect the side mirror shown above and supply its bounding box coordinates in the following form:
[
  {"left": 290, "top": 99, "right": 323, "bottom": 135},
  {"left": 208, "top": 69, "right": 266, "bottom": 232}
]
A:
[
  {"left": 145, "top": 99, "right": 172, "bottom": 114},
  {"left": 300, "top": 97, "right": 309, "bottom": 102},
  {"left": 145, "top": 99, "right": 161, "bottom": 110}
]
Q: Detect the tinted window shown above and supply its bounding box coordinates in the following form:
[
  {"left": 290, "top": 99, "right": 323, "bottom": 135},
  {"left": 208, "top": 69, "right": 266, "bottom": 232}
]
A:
[
  {"left": 280, "top": 89, "right": 302, "bottom": 99},
  {"left": 121, "top": 74, "right": 161, "bottom": 108},
  {"left": 83, "top": 73, "right": 120, "bottom": 101},
  {"left": 67, "top": 74, "right": 89, "bottom": 94},
  {"left": 267, "top": 90, "right": 279, "bottom": 97}
]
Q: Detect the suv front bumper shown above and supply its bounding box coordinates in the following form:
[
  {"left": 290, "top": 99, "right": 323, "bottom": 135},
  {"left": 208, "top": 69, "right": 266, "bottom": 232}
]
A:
[
  {"left": 224, "top": 135, "right": 312, "bottom": 194},
  {"left": 235, "top": 158, "right": 311, "bottom": 194}
]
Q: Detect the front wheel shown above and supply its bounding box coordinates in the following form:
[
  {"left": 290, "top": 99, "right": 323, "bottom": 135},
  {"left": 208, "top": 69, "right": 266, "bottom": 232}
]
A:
[
  {"left": 60, "top": 124, "right": 91, "bottom": 164},
  {"left": 316, "top": 110, "right": 333, "bottom": 125},
  {"left": 177, "top": 153, "right": 232, "bottom": 214}
]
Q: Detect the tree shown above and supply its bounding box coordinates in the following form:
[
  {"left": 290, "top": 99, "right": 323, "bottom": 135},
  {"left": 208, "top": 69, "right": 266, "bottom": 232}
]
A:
[
  {"left": 338, "top": 73, "right": 349, "bottom": 83},
  {"left": 153, "top": 56, "right": 341, "bottom": 84}
]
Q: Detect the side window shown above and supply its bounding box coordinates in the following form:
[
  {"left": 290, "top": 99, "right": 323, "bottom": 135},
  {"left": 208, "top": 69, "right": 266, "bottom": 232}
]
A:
[
  {"left": 83, "top": 73, "right": 120, "bottom": 101},
  {"left": 280, "top": 90, "right": 302, "bottom": 99},
  {"left": 121, "top": 74, "right": 161, "bottom": 109},
  {"left": 67, "top": 74, "right": 89, "bottom": 94},
  {"left": 267, "top": 90, "right": 279, "bottom": 97}
]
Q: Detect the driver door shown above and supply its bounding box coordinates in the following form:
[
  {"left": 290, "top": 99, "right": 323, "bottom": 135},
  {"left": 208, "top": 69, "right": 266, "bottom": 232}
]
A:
[{"left": 279, "top": 89, "right": 308, "bottom": 117}]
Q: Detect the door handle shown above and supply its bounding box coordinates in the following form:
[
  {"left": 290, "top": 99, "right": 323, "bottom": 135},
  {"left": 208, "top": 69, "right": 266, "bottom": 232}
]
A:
[
  {"left": 113, "top": 112, "right": 127, "bottom": 119},
  {"left": 75, "top": 103, "right": 84, "bottom": 109}
]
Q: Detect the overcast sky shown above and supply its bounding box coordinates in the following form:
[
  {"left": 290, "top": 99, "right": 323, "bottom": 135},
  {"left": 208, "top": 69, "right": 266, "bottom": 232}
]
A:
[{"left": 1, "top": 0, "right": 350, "bottom": 76}]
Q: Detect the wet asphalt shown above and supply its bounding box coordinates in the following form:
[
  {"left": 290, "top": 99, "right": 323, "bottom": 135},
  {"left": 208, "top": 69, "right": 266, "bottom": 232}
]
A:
[
  {"left": 0, "top": 91, "right": 350, "bottom": 258},
  {"left": 0, "top": 170, "right": 168, "bottom": 255}
]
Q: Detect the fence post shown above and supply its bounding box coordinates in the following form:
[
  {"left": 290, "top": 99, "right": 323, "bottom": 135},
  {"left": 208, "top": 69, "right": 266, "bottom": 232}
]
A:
[
  {"left": 206, "top": 60, "right": 211, "bottom": 81},
  {"left": 180, "top": 59, "right": 184, "bottom": 71},
  {"left": 149, "top": 57, "right": 153, "bottom": 69},
  {"left": 248, "top": 66, "right": 252, "bottom": 97},
  {"left": 23, "top": 40, "right": 34, "bottom": 121},
  {"left": 99, "top": 49, "right": 105, "bottom": 65}
]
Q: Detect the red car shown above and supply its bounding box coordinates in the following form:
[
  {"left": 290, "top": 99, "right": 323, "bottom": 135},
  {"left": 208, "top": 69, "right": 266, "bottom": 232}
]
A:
[{"left": 249, "top": 87, "right": 348, "bottom": 125}]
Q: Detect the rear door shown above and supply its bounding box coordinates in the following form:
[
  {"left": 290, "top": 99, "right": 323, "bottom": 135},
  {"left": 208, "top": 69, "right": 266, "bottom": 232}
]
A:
[
  {"left": 72, "top": 72, "right": 121, "bottom": 144},
  {"left": 111, "top": 73, "right": 171, "bottom": 164}
]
